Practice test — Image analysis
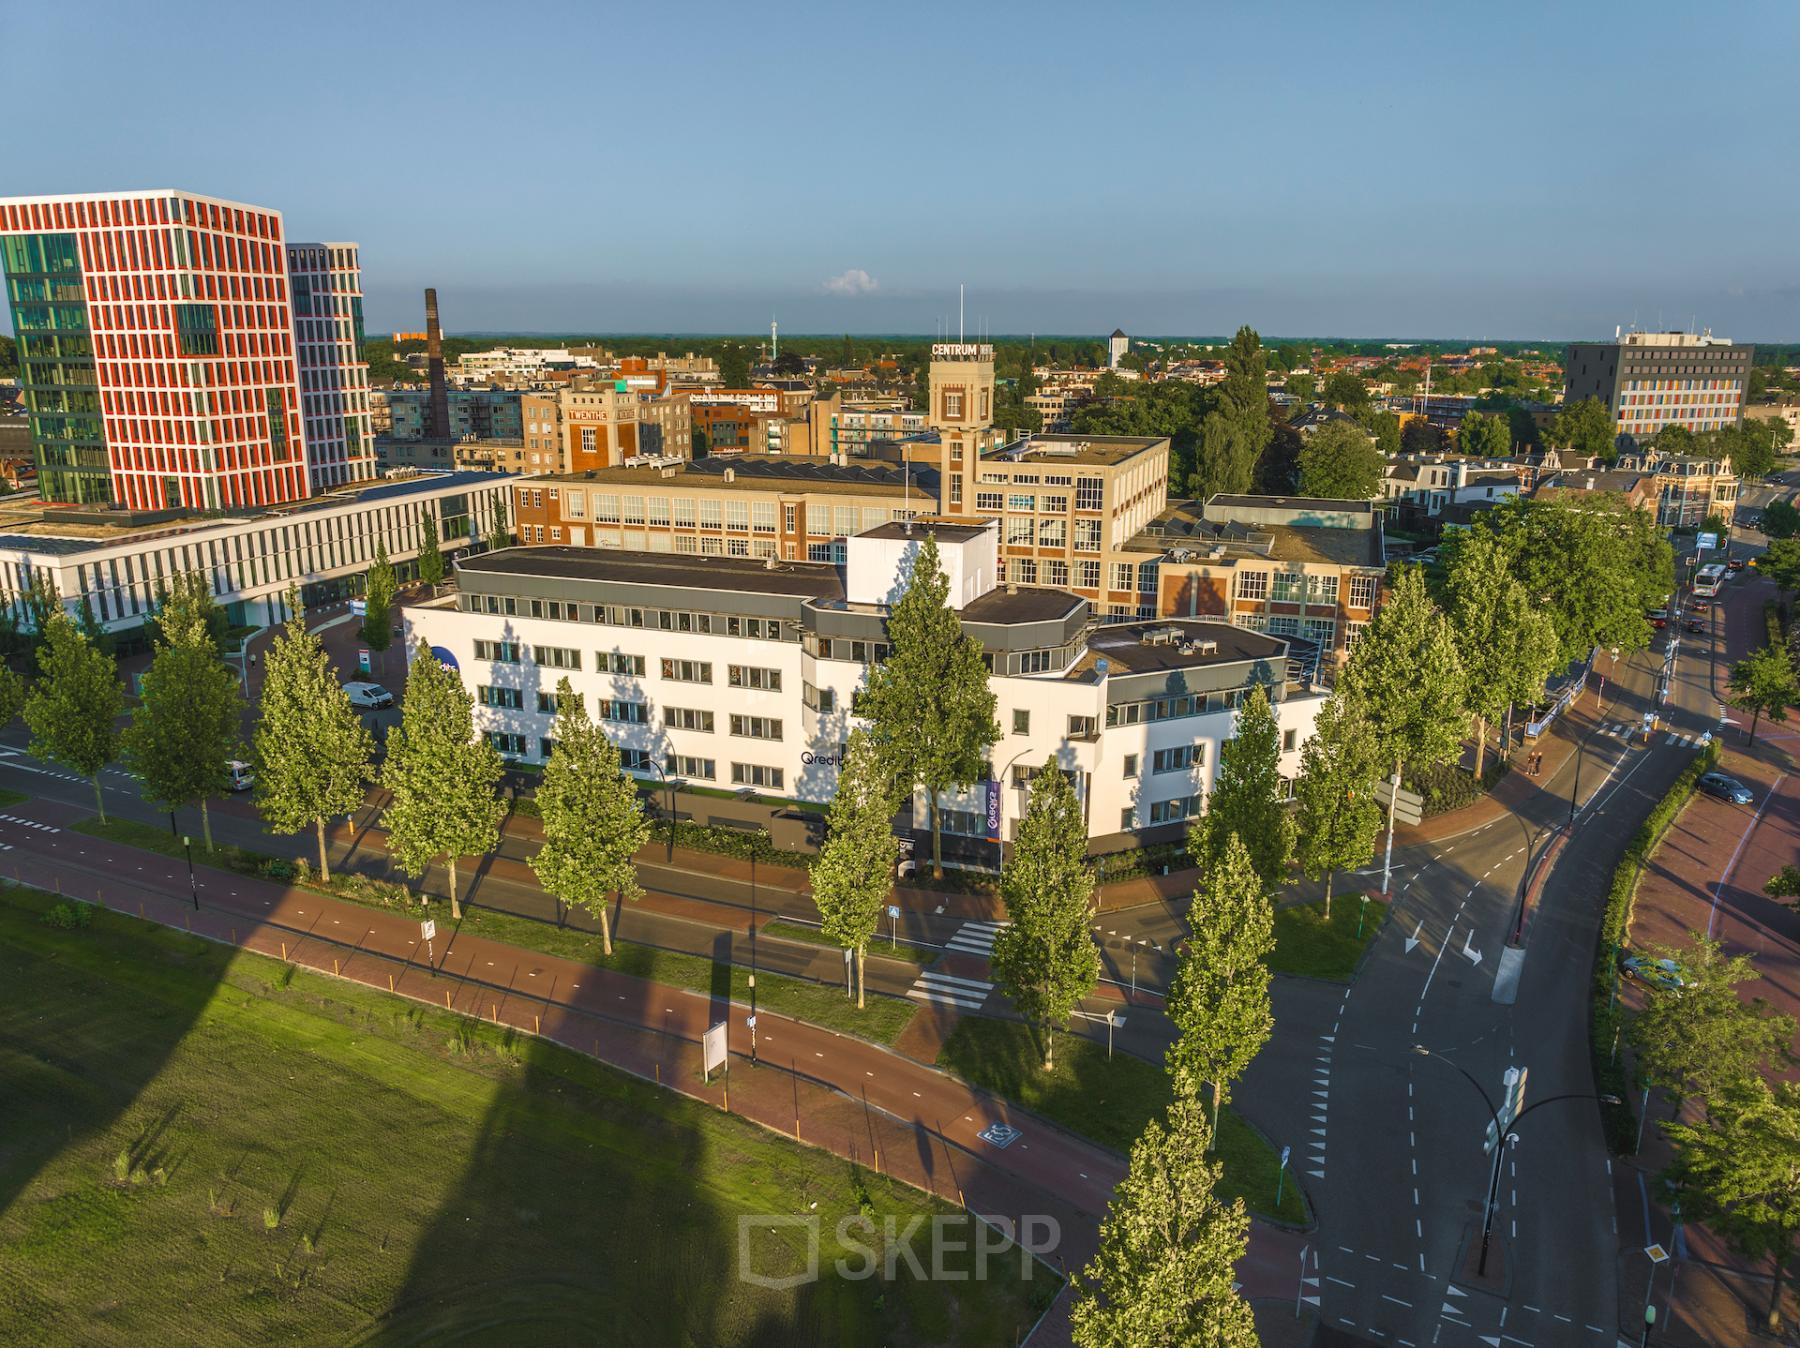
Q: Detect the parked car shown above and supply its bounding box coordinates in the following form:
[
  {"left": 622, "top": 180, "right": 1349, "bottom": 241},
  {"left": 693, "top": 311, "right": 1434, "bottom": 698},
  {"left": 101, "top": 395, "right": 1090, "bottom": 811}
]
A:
[
  {"left": 1622, "top": 954, "right": 1688, "bottom": 992},
  {"left": 1697, "top": 771, "right": 1755, "bottom": 805},
  {"left": 225, "top": 760, "right": 254, "bottom": 792},
  {"left": 1727, "top": 557, "right": 1746, "bottom": 571},
  {"left": 1646, "top": 610, "right": 1669, "bottom": 629},
  {"left": 342, "top": 680, "right": 394, "bottom": 710}
]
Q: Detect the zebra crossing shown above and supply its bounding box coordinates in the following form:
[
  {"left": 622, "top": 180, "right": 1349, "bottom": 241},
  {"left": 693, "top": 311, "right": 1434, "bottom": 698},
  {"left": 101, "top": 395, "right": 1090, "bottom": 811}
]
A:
[
  {"left": 904, "top": 919, "right": 1009, "bottom": 1012},
  {"left": 0, "top": 813, "right": 60, "bottom": 834},
  {"left": 1594, "top": 723, "right": 1711, "bottom": 748}
]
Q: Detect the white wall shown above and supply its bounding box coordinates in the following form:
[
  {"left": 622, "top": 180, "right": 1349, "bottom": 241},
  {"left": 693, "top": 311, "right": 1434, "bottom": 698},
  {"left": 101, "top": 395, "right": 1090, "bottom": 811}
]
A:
[{"left": 844, "top": 523, "right": 999, "bottom": 610}]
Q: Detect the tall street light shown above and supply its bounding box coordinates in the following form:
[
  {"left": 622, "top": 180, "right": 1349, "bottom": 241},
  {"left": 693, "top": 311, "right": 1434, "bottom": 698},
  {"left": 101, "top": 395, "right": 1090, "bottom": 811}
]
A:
[
  {"left": 1411, "top": 1046, "right": 1618, "bottom": 1277},
  {"left": 992, "top": 747, "right": 1036, "bottom": 873},
  {"left": 644, "top": 760, "right": 677, "bottom": 862}
]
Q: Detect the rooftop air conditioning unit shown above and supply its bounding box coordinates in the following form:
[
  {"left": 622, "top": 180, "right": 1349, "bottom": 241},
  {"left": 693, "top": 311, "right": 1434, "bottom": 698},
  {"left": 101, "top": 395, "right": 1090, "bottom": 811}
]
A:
[{"left": 1196, "top": 640, "right": 1219, "bottom": 655}]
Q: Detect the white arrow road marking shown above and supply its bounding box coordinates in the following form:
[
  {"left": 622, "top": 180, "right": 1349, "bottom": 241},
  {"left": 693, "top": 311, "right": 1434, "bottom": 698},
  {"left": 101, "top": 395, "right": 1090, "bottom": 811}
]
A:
[
  {"left": 1404, "top": 920, "right": 1422, "bottom": 953},
  {"left": 1462, "top": 929, "right": 1484, "bottom": 966}
]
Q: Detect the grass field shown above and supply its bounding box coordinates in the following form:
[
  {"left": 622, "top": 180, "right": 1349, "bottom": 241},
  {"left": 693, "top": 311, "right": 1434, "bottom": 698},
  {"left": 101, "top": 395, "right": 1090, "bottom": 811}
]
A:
[
  {"left": 0, "top": 787, "right": 28, "bottom": 807},
  {"left": 0, "top": 884, "right": 1056, "bottom": 1345},
  {"left": 1271, "top": 893, "right": 1388, "bottom": 982},
  {"left": 74, "top": 816, "right": 917, "bottom": 1045},
  {"left": 935, "top": 1018, "right": 1308, "bottom": 1224}
]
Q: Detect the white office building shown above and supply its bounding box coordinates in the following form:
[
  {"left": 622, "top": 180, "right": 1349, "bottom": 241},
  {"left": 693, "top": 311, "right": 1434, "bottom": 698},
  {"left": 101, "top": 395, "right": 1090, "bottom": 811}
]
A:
[{"left": 402, "top": 518, "right": 1325, "bottom": 851}]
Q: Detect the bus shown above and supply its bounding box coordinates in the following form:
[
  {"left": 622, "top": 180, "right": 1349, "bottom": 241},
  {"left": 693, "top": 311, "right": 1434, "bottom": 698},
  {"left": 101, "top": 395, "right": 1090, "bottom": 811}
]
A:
[{"left": 1693, "top": 562, "right": 1728, "bottom": 598}]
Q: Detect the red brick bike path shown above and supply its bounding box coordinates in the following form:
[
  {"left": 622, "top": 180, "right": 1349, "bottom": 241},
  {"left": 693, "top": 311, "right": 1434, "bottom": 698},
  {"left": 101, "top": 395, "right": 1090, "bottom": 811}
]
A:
[{"left": 1, "top": 794, "right": 1306, "bottom": 1323}]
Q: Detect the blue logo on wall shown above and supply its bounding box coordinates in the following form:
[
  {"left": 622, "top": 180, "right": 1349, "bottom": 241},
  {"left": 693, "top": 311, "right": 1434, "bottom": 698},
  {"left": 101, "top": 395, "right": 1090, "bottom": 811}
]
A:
[{"left": 430, "top": 646, "right": 460, "bottom": 671}]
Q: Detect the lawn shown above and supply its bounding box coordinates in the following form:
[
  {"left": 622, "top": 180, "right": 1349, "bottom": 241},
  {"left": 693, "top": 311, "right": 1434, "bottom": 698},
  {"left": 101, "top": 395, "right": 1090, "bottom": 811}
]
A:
[
  {"left": 0, "top": 884, "right": 1056, "bottom": 1345},
  {"left": 935, "top": 1018, "right": 1308, "bottom": 1224},
  {"left": 73, "top": 816, "right": 917, "bottom": 1046},
  {"left": 764, "top": 918, "right": 932, "bottom": 967},
  {"left": 1270, "top": 893, "right": 1388, "bottom": 982},
  {"left": 0, "top": 787, "right": 28, "bottom": 807}
]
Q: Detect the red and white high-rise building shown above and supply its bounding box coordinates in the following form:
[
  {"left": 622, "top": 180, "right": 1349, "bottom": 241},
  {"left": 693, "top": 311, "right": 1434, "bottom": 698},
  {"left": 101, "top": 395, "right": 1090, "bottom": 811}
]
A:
[{"left": 0, "top": 190, "right": 370, "bottom": 510}]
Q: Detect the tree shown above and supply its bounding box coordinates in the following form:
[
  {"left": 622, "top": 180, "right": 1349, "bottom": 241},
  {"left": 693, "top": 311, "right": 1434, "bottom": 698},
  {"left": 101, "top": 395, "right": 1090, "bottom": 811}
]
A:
[
  {"left": 123, "top": 620, "right": 241, "bottom": 850},
  {"left": 1284, "top": 372, "right": 1316, "bottom": 405},
  {"left": 361, "top": 541, "right": 396, "bottom": 655},
  {"left": 1322, "top": 371, "right": 1369, "bottom": 411},
  {"left": 1550, "top": 396, "right": 1619, "bottom": 464},
  {"left": 1662, "top": 1079, "right": 1800, "bottom": 1334},
  {"left": 1165, "top": 833, "right": 1274, "bottom": 1134},
  {"left": 149, "top": 572, "right": 230, "bottom": 652},
  {"left": 530, "top": 678, "right": 649, "bottom": 956},
  {"left": 1340, "top": 564, "right": 1468, "bottom": 798},
  {"left": 718, "top": 343, "right": 750, "bottom": 389},
  {"left": 1401, "top": 418, "right": 1446, "bottom": 456},
  {"left": 858, "top": 533, "right": 999, "bottom": 877},
  {"left": 810, "top": 728, "right": 900, "bottom": 1008},
  {"left": 1297, "top": 419, "right": 1385, "bottom": 499},
  {"left": 989, "top": 762, "right": 1100, "bottom": 1070},
  {"left": 1630, "top": 935, "right": 1793, "bottom": 1117},
  {"left": 417, "top": 511, "right": 445, "bottom": 591},
  {"left": 1293, "top": 692, "right": 1384, "bottom": 916},
  {"left": 1440, "top": 528, "right": 1559, "bottom": 773},
  {"left": 1190, "top": 685, "right": 1293, "bottom": 896},
  {"left": 381, "top": 642, "right": 504, "bottom": 920},
  {"left": 1652, "top": 423, "right": 1697, "bottom": 455},
  {"left": 1764, "top": 864, "right": 1800, "bottom": 905},
  {"left": 1761, "top": 537, "right": 1800, "bottom": 596},
  {"left": 1357, "top": 407, "right": 1402, "bottom": 456},
  {"left": 1727, "top": 644, "right": 1798, "bottom": 746},
  {"left": 253, "top": 606, "right": 375, "bottom": 880},
  {"left": 1192, "top": 326, "right": 1272, "bottom": 499},
  {"left": 1070, "top": 1084, "right": 1257, "bottom": 1348},
  {"left": 22, "top": 613, "right": 124, "bottom": 821},
  {"left": 486, "top": 495, "right": 512, "bottom": 551},
  {"left": 1459, "top": 409, "right": 1512, "bottom": 458},
  {"left": 1760, "top": 499, "right": 1800, "bottom": 540},
  {"left": 0, "top": 665, "right": 26, "bottom": 730}
]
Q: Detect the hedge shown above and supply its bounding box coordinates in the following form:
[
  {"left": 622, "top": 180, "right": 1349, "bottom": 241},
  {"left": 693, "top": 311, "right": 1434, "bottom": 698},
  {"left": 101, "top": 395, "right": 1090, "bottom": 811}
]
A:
[{"left": 1590, "top": 739, "right": 1718, "bottom": 1153}]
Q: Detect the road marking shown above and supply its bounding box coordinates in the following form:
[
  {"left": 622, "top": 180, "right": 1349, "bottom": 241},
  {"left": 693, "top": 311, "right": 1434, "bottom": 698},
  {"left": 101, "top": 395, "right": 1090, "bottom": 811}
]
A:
[
  {"left": 1325, "top": 1275, "right": 1356, "bottom": 1288},
  {"left": 1706, "top": 771, "right": 1788, "bottom": 939},
  {"left": 1382, "top": 1294, "right": 1412, "bottom": 1308}
]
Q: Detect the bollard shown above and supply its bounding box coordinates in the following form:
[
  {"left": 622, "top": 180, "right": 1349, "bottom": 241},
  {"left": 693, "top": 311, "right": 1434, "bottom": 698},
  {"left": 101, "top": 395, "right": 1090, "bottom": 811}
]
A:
[
  {"left": 444, "top": 991, "right": 451, "bottom": 1009},
  {"left": 491, "top": 1003, "right": 498, "bottom": 1022},
  {"left": 139, "top": 902, "right": 144, "bottom": 918},
  {"left": 231, "top": 928, "right": 236, "bottom": 944},
  {"left": 281, "top": 942, "right": 287, "bottom": 961},
  {"left": 333, "top": 959, "right": 340, "bottom": 977},
  {"left": 388, "top": 974, "right": 395, "bottom": 992},
  {"left": 534, "top": 1014, "right": 540, "bottom": 1034}
]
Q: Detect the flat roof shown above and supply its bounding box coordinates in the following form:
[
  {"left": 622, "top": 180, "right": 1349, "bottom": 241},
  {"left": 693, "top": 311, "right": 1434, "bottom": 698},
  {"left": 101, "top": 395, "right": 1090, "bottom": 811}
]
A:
[
  {"left": 1077, "top": 620, "right": 1289, "bottom": 677},
  {"left": 962, "top": 586, "right": 1086, "bottom": 624},
  {"left": 986, "top": 432, "right": 1168, "bottom": 468},
  {"left": 1210, "top": 493, "right": 1376, "bottom": 514},
  {"left": 531, "top": 455, "right": 940, "bottom": 498},
  {"left": 859, "top": 519, "right": 990, "bottom": 543},
  {"left": 457, "top": 546, "right": 845, "bottom": 601},
  {"left": 1127, "top": 501, "right": 1383, "bottom": 568}
]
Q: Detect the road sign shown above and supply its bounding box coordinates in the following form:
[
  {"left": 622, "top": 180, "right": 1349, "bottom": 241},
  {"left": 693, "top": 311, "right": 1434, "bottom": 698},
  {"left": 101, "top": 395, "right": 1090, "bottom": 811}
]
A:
[
  {"left": 1645, "top": 1243, "right": 1669, "bottom": 1264},
  {"left": 1697, "top": 531, "right": 1719, "bottom": 551},
  {"left": 702, "top": 1021, "right": 728, "bottom": 1078},
  {"left": 1374, "top": 778, "right": 1425, "bottom": 827},
  {"left": 1485, "top": 1066, "right": 1528, "bottom": 1153},
  {"left": 421, "top": 919, "right": 436, "bottom": 942},
  {"left": 1279, "top": 1145, "right": 1291, "bottom": 1168},
  {"left": 745, "top": 1015, "right": 757, "bottom": 1029},
  {"left": 887, "top": 905, "right": 899, "bottom": 919}
]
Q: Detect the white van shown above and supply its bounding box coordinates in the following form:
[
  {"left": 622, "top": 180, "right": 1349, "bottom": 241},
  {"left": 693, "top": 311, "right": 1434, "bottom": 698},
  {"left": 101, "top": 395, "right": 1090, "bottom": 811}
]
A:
[{"left": 226, "top": 760, "right": 254, "bottom": 792}]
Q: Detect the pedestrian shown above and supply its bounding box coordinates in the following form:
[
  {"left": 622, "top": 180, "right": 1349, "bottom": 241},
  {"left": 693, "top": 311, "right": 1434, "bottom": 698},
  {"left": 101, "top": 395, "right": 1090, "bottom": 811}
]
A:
[{"left": 1533, "top": 751, "right": 1543, "bottom": 776}]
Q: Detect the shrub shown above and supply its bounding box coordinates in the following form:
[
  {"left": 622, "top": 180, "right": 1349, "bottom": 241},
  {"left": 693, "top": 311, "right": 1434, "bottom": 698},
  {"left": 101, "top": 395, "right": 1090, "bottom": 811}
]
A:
[
  {"left": 113, "top": 1150, "right": 130, "bottom": 1183},
  {"left": 263, "top": 1206, "right": 280, "bottom": 1232},
  {"left": 258, "top": 857, "right": 298, "bottom": 882},
  {"left": 40, "top": 900, "right": 94, "bottom": 930},
  {"left": 1405, "top": 758, "right": 1509, "bottom": 817}
]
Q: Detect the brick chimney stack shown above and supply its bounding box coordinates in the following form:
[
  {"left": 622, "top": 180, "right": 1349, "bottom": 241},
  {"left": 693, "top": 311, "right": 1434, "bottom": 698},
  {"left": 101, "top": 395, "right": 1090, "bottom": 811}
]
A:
[{"left": 424, "top": 288, "right": 450, "bottom": 441}]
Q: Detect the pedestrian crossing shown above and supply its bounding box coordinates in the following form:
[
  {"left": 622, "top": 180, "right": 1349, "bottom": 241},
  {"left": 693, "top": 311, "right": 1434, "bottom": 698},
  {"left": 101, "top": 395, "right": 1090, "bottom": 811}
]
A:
[
  {"left": 906, "top": 969, "right": 994, "bottom": 1011},
  {"left": 1595, "top": 723, "right": 1711, "bottom": 748},
  {"left": 0, "top": 814, "right": 60, "bottom": 834},
  {"left": 944, "top": 918, "right": 1007, "bottom": 957}
]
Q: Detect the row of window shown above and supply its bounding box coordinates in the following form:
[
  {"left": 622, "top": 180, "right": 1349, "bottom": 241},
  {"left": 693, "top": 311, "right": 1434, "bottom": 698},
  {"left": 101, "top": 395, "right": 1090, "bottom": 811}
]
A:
[
  {"left": 460, "top": 591, "right": 792, "bottom": 642},
  {"left": 483, "top": 733, "right": 783, "bottom": 790}
]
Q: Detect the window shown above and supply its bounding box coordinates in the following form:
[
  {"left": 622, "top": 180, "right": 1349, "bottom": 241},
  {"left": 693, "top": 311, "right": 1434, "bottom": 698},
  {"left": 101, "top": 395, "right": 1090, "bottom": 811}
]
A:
[
  {"left": 1303, "top": 618, "right": 1336, "bottom": 649},
  {"left": 474, "top": 638, "right": 521, "bottom": 663},
  {"left": 1269, "top": 616, "right": 1301, "bottom": 637},
  {"left": 1006, "top": 517, "right": 1034, "bottom": 546},
  {"left": 1282, "top": 728, "right": 1297, "bottom": 752},
  {"left": 1044, "top": 560, "right": 1068, "bottom": 587},
  {"left": 803, "top": 683, "right": 837, "bottom": 713},
  {"left": 616, "top": 748, "right": 651, "bottom": 771},
  {"left": 540, "top": 737, "right": 556, "bottom": 760},
  {"left": 1345, "top": 620, "right": 1367, "bottom": 650},
  {"left": 1077, "top": 561, "right": 1101, "bottom": 590},
  {"left": 1305, "top": 573, "right": 1339, "bottom": 605},
  {"left": 666, "top": 753, "right": 715, "bottom": 780},
  {"left": 661, "top": 658, "right": 713, "bottom": 683},
  {"left": 477, "top": 685, "right": 523, "bottom": 710},
  {"left": 488, "top": 731, "right": 527, "bottom": 756},
  {"left": 1076, "top": 478, "right": 1104, "bottom": 510},
  {"left": 1152, "top": 745, "right": 1203, "bottom": 774},
  {"left": 1121, "top": 806, "right": 1137, "bottom": 831},
  {"left": 731, "top": 762, "right": 784, "bottom": 790},
  {"left": 1271, "top": 572, "right": 1305, "bottom": 603},
  {"left": 602, "top": 699, "right": 648, "bottom": 725},
  {"left": 1007, "top": 493, "right": 1036, "bottom": 512},
  {"left": 753, "top": 501, "right": 776, "bottom": 533},
  {"left": 1037, "top": 518, "right": 1066, "bottom": 548},
  {"left": 535, "top": 690, "right": 559, "bottom": 714},
  {"left": 944, "top": 391, "right": 963, "bottom": 419},
  {"left": 728, "top": 665, "right": 781, "bottom": 691},
  {"left": 1348, "top": 574, "right": 1378, "bottom": 608},
  {"left": 665, "top": 707, "right": 715, "bottom": 732},
  {"left": 1149, "top": 795, "right": 1201, "bottom": 824},
  {"left": 608, "top": 652, "right": 646, "bottom": 676},
  {"left": 534, "top": 645, "right": 581, "bottom": 670},
  {"left": 1068, "top": 714, "right": 1097, "bottom": 738},
  {"left": 1012, "top": 708, "right": 1031, "bottom": 735},
  {"left": 976, "top": 491, "right": 1005, "bottom": 512},
  {"left": 730, "top": 714, "right": 783, "bottom": 741},
  {"left": 1122, "top": 753, "right": 1138, "bottom": 779},
  {"left": 1235, "top": 570, "right": 1268, "bottom": 601}
]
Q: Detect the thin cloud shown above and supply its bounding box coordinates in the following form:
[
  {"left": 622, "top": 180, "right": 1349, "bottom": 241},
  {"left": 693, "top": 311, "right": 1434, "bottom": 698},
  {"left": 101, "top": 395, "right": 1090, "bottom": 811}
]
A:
[{"left": 823, "top": 268, "right": 879, "bottom": 297}]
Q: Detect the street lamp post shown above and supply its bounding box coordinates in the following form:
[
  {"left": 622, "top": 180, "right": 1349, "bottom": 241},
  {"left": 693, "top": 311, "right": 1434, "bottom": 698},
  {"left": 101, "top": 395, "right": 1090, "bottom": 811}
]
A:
[
  {"left": 182, "top": 835, "right": 199, "bottom": 910},
  {"left": 644, "top": 761, "right": 677, "bottom": 862},
  {"left": 994, "top": 748, "right": 1035, "bottom": 872},
  {"left": 1411, "top": 1046, "right": 1619, "bottom": 1277}
]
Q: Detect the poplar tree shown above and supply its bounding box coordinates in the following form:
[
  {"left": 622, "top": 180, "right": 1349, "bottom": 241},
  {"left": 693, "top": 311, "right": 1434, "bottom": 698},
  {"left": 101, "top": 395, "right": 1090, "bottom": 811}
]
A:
[
  {"left": 1166, "top": 833, "right": 1274, "bottom": 1134},
  {"left": 1728, "top": 645, "right": 1799, "bottom": 747},
  {"left": 1663, "top": 1079, "right": 1800, "bottom": 1335},
  {"left": 1341, "top": 563, "right": 1468, "bottom": 796},
  {"left": 1629, "top": 936, "right": 1793, "bottom": 1118},
  {"left": 123, "top": 620, "right": 241, "bottom": 850},
  {"left": 362, "top": 540, "right": 396, "bottom": 656},
  {"left": 1293, "top": 691, "right": 1384, "bottom": 916},
  {"left": 990, "top": 762, "right": 1100, "bottom": 1070},
  {"left": 529, "top": 678, "right": 649, "bottom": 956},
  {"left": 1190, "top": 684, "right": 1292, "bottom": 896},
  {"left": 1071, "top": 1084, "right": 1258, "bottom": 1348},
  {"left": 858, "top": 532, "right": 999, "bottom": 877},
  {"left": 253, "top": 604, "right": 375, "bottom": 879},
  {"left": 810, "top": 728, "right": 899, "bottom": 1008},
  {"left": 417, "top": 511, "right": 446, "bottom": 591},
  {"left": 1440, "top": 530, "right": 1558, "bottom": 774},
  {"left": 0, "top": 665, "right": 26, "bottom": 728},
  {"left": 24, "top": 611, "right": 124, "bottom": 820},
  {"left": 381, "top": 642, "right": 504, "bottom": 920},
  {"left": 1192, "top": 325, "right": 1272, "bottom": 499}
]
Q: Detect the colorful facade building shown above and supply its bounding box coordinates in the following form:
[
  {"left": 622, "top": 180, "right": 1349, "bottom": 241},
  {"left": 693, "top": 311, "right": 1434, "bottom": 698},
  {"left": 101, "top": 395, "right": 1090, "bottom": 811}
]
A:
[
  {"left": 1563, "top": 329, "right": 1752, "bottom": 444},
  {"left": 285, "top": 241, "right": 374, "bottom": 491}
]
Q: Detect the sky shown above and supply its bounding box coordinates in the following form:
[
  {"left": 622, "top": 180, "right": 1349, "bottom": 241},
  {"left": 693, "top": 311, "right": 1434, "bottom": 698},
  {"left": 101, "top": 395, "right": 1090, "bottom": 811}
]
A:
[{"left": 7, "top": 0, "right": 1799, "bottom": 341}]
